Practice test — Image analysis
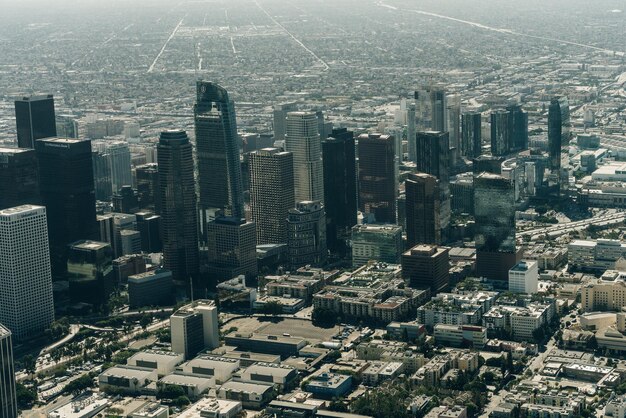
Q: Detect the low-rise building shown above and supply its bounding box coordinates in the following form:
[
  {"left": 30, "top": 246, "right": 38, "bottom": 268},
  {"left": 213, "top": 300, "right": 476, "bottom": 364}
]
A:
[
  {"left": 127, "top": 350, "right": 184, "bottom": 377},
  {"left": 159, "top": 374, "right": 215, "bottom": 399},
  {"left": 253, "top": 295, "right": 305, "bottom": 314},
  {"left": 177, "top": 397, "right": 242, "bottom": 418},
  {"left": 361, "top": 361, "right": 404, "bottom": 386},
  {"left": 305, "top": 372, "right": 352, "bottom": 398},
  {"left": 223, "top": 333, "right": 306, "bottom": 359},
  {"left": 179, "top": 356, "right": 240, "bottom": 384},
  {"left": 433, "top": 324, "right": 487, "bottom": 349},
  {"left": 48, "top": 393, "right": 110, "bottom": 418},
  {"left": 98, "top": 365, "right": 158, "bottom": 394},
  {"left": 417, "top": 291, "right": 497, "bottom": 327},
  {"left": 386, "top": 321, "right": 427, "bottom": 341},
  {"left": 235, "top": 362, "right": 299, "bottom": 392},
  {"left": 217, "top": 381, "right": 275, "bottom": 409},
  {"left": 581, "top": 273, "right": 626, "bottom": 312},
  {"left": 131, "top": 403, "right": 169, "bottom": 418}
]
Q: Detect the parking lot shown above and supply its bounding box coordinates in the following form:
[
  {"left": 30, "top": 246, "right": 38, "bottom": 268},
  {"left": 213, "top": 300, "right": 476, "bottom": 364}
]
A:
[{"left": 223, "top": 317, "right": 340, "bottom": 343}]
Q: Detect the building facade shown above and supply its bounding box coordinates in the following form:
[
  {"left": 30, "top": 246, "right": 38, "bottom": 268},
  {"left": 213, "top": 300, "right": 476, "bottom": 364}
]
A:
[
  {"left": 0, "top": 147, "right": 40, "bottom": 210},
  {"left": 358, "top": 133, "right": 397, "bottom": 223},
  {"left": 287, "top": 201, "right": 327, "bottom": 268},
  {"left": 402, "top": 245, "right": 450, "bottom": 294},
  {"left": 14, "top": 95, "right": 57, "bottom": 149},
  {"left": 0, "top": 325, "right": 17, "bottom": 418}
]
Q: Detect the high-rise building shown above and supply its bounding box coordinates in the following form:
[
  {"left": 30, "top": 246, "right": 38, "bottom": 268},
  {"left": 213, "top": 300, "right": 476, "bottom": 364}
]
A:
[
  {"left": 508, "top": 261, "right": 538, "bottom": 294},
  {"left": 112, "top": 185, "right": 139, "bottom": 214},
  {"left": 490, "top": 110, "right": 510, "bottom": 156},
  {"left": 92, "top": 149, "right": 113, "bottom": 201},
  {"left": 128, "top": 269, "right": 173, "bottom": 309},
  {"left": 170, "top": 300, "right": 220, "bottom": 360},
  {"left": 249, "top": 148, "right": 294, "bottom": 245},
  {"left": 206, "top": 217, "right": 257, "bottom": 283},
  {"left": 67, "top": 240, "right": 114, "bottom": 305},
  {"left": 14, "top": 95, "right": 57, "bottom": 149},
  {"left": 399, "top": 99, "right": 417, "bottom": 162},
  {"left": 322, "top": 128, "right": 357, "bottom": 254},
  {"left": 0, "top": 205, "right": 54, "bottom": 341},
  {"left": 548, "top": 97, "right": 570, "bottom": 171},
  {"left": 92, "top": 140, "right": 132, "bottom": 195},
  {"left": 351, "top": 224, "right": 403, "bottom": 268},
  {"left": 157, "top": 130, "right": 199, "bottom": 286},
  {"left": 405, "top": 173, "right": 443, "bottom": 246},
  {"left": 273, "top": 103, "right": 297, "bottom": 142},
  {"left": 287, "top": 201, "right": 327, "bottom": 268},
  {"left": 430, "top": 89, "right": 447, "bottom": 133},
  {"left": 194, "top": 81, "right": 244, "bottom": 220},
  {"left": 36, "top": 138, "right": 97, "bottom": 276},
  {"left": 507, "top": 104, "right": 528, "bottom": 152},
  {"left": 136, "top": 211, "right": 162, "bottom": 253},
  {"left": 0, "top": 147, "right": 40, "bottom": 210},
  {"left": 284, "top": 111, "right": 324, "bottom": 202},
  {"left": 447, "top": 95, "right": 461, "bottom": 163},
  {"left": 358, "top": 133, "right": 397, "bottom": 224},
  {"left": 402, "top": 245, "right": 450, "bottom": 294},
  {"left": 97, "top": 212, "right": 138, "bottom": 258},
  {"left": 135, "top": 163, "right": 159, "bottom": 213},
  {"left": 473, "top": 155, "right": 503, "bottom": 175},
  {"left": 415, "top": 131, "right": 450, "bottom": 242},
  {"left": 474, "top": 173, "right": 520, "bottom": 280},
  {"left": 461, "top": 113, "right": 482, "bottom": 158},
  {"left": 0, "top": 324, "right": 17, "bottom": 418}
]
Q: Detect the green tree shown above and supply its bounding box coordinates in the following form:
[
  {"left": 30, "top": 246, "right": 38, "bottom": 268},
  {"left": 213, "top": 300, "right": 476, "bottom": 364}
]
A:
[
  {"left": 157, "top": 384, "right": 186, "bottom": 400},
  {"left": 140, "top": 314, "right": 152, "bottom": 330},
  {"left": 16, "top": 383, "right": 37, "bottom": 410},
  {"left": 63, "top": 374, "right": 94, "bottom": 395},
  {"left": 258, "top": 301, "right": 283, "bottom": 316}
]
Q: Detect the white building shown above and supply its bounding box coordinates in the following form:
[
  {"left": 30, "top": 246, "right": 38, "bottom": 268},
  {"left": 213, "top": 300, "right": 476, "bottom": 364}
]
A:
[
  {"left": 178, "top": 397, "right": 242, "bottom": 418},
  {"left": 98, "top": 365, "right": 158, "bottom": 394},
  {"left": 126, "top": 350, "right": 184, "bottom": 376},
  {"left": 569, "top": 239, "right": 626, "bottom": 271},
  {"left": 284, "top": 111, "right": 324, "bottom": 202},
  {"left": 180, "top": 356, "right": 240, "bottom": 384},
  {"left": 362, "top": 361, "right": 404, "bottom": 386},
  {"left": 509, "top": 260, "right": 539, "bottom": 294},
  {"left": 0, "top": 205, "right": 54, "bottom": 340},
  {"left": 433, "top": 324, "right": 487, "bottom": 349},
  {"left": 606, "top": 395, "right": 626, "bottom": 418},
  {"left": 159, "top": 373, "right": 215, "bottom": 399},
  {"left": 171, "top": 300, "right": 220, "bottom": 359}
]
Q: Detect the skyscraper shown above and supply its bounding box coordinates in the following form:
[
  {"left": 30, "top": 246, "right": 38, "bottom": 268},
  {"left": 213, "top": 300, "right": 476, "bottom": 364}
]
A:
[
  {"left": 461, "top": 112, "right": 482, "bottom": 158},
  {"left": 0, "top": 147, "right": 40, "bottom": 210},
  {"left": 67, "top": 240, "right": 114, "bottom": 305},
  {"left": 416, "top": 131, "right": 450, "bottom": 242},
  {"left": 405, "top": 173, "right": 443, "bottom": 246},
  {"left": 92, "top": 140, "right": 132, "bottom": 195},
  {"left": 507, "top": 104, "right": 528, "bottom": 152},
  {"left": 431, "top": 88, "right": 447, "bottom": 132},
  {"left": 414, "top": 85, "right": 447, "bottom": 132},
  {"left": 447, "top": 94, "right": 461, "bottom": 163},
  {"left": 0, "top": 324, "right": 17, "bottom": 418},
  {"left": 135, "top": 163, "right": 159, "bottom": 213},
  {"left": 36, "top": 138, "right": 97, "bottom": 276},
  {"left": 490, "top": 110, "right": 510, "bottom": 156},
  {"left": 157, "top": 130, "right": 199, "bottom": 286},
  {"left": 92, "top": 149, "right": 113, "bottom": 201},
  {"left": 474, "top": 173, "right": 521, "bottom": 280},
  {"left": 14, "top": 95, "right": 57, "bottom": 149},
  {"left": 358, "top": 133, "right": 397, "bottom": 224},
  {"left": 273, "top": 103, "right": 297, "bottom": 142},
  {"left": 548, "top": 97, "right": 570, "bottom": 171},
  {"left": 284, "top": 111, "right": 324, "bottom": 202},
  {"left": 249, "top": 148, "right": 294, "bottom": 245},
  {"left": 206, "top": 217, "right": 258, "bottom": 284},
  {"left": 0, "top": 205, "right": 55, "bottom": 341},
  {"left": 194, "top": 81, "right": 244, "bottom": 220},
  {"left": 398, "top": 99, "right": 417, "bottom": 162},
  {"left": 171, "top": 300, "right": 220, "bottom": 360},
  {"left": 402, "top": 245, "right": 450, "bottom": 294},
  {"left": 287, "top": 201, "right": 327, "bottom": 268},
  {"left": 322, "top": 128, "right": 357, "bottom": 254}
]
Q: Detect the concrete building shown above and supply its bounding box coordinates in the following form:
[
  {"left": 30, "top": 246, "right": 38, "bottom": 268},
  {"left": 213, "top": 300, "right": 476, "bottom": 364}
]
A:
[
  {"left": 351, "top": 224, "right": 403, "bottom": 268},
  {"left": 433, "top": 324, "right": 487, "bottom": 349},
  {"left": 131, "top": 403, "right": 169, "bottom": 418},
  {"left": 170, "top": 300, "right": 220, "bottom": 359},
  {"left": 98, "top": 365, "right": 158, "bottom": 394},
  {"left": 508, "top": 260, "right": 539, "bottom": 294},
  {"left": 180, "top": 356, "right": 240, "bottom": 384},
  {"left": 235, "top": 362, "right": 298, "bottom": 392},
  {"left": 581, "top": 275, "right": 626, "bottom": 312},
  {"left": 362, "top": 361, "right": 404, "bottom": 386},
  {"left": 287, "top": 201, "right": 327, "bottom": 268},
  {"left": 128, "top": 269, "right": 174, "bottom": 309},
  {"left": 358, "top": 133, "right": 397, "bottom": 223},
  {"left": 305, "top": 372, "right": 352, "bottom": 398},
  {"left": 0, "top": 205, "right": 54, "bottom": 340},
  {"left": 0, "top": 325, "right": 17, "bottom": 418},
  {"left": 177, "top": 397, "right": 242, "bottom": 418},
  {"left": 217, "top": 381, "right": 274, "bottom": 409},
  {"left": 253, "top": 296, "right": 305, "bottom": 314},
  {"left": 569, "top": 239, "right": 626, "bottom": 272},
  {"left": 127, "top": 350, "right": 184, "bottom": 377},
  {"left": 207, "top": 217, "right": 257, "bottom": 284},
  {"left": 605, "top": 395, "right": 626, "bottom": 418},
  {"left": 47, "top": 393, "right": 110, "bottom": 418},
  {"left": 223, "top": 333, "right": 306, "bottom": 359},
  {"left": 402, "top": 245, "right": 450, "bottom": 294},
  {"left": 159, "top": 374, "right": 215, "bottom": 399}
]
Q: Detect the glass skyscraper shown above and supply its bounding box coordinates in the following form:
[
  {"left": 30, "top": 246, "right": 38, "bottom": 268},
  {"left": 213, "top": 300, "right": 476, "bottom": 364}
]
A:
[{"left": 14, "top": 95, "right": 57, "bottom": 149}]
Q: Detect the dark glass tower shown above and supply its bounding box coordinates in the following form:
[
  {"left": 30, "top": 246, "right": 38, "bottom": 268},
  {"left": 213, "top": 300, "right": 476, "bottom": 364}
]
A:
[
  {"left": 322, "top": 128, "right": 357, "bottom": 254},
  {"left": 358, "top": 133, "right": 397, "bottom": 224},
  {"left": 194, "top": 81, "right": 244, "bottom": 222},
  {"left": 36, "top": 138, "right": 97, "bottom": 276},
  {"left": 461, "top": 112, "right": 482, "bottom": 158},
  {"left": 157, "top": 130, "right": 199, "bottom": 286},
  {"left": 135, "top": 163, "right": 159, "bottom": 213},
  {"left": 0, "top": 147, "right": 40, "bottom": 210},
  {"left": 67, "top": 240, "right": 114, "bottom": 306},
  {"left": 14, "top": 95, "right": 57, "bottom": 149},
  {"left": 405, "top": 173, "right": 442, "bottom": 246},
  {"left": 548, "top": 97, "right": 569, "bottom": 171},
  {"left": 507, "top": 104, "right": 528, "bottom": 151},
  {"left": 490, "top": 110, "right": 510, "bottom": 156}
]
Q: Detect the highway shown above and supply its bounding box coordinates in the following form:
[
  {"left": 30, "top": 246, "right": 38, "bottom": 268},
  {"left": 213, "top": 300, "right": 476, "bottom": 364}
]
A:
[{"left": 519, "top": 212, "right": 626, "bottom": 240}]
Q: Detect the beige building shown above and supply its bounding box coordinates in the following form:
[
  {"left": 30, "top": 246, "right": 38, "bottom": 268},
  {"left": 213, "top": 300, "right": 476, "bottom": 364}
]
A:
[{"left": 581, "top": 274, "right": 626, "bottom": 312}]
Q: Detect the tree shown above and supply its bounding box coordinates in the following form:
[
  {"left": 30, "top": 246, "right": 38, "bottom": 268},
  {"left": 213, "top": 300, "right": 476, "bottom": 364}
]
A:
[
  {"left": 63, "top": 374, "right": 94, "bottom": 395},
  {"left": 312, "top": 307, "right": 339, "bottom": 328},
  {"left": 140, "top": 314, "right": 152, "bottom": 330},
  {"left": 16, "top": 383, "right": 37, "bottom": 410},
  {"left": 157, "top": 384, "right": 186, "bottom": 400},
  {"left": 21, "top": 355, "right": 37, "bottom": 375},
  {"left": 258, "top": 301, "right": 283, "bottom": 316}
]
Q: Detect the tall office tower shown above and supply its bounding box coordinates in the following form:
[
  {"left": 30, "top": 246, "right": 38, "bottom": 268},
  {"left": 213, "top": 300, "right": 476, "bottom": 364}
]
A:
[
  {"left": 351, "top": 224, "right": 403, "bottom": 268},
  {"left": 415, "top": 87, "right": 432, "bottom": 130},
  {"left": 92, "top": 140, "right": 132, "bottom": 195},
  {"left": 461, "top": 112, "right": 482, "bottom": 158},
  {"left": 206, "top": 217, "right": 257, "bottom": 283},
  {"left": 398, "top": 99, "right": 417, "bottom": 162},
  {"left": 92, "top": 149, "right": 112, "bottom": 201},
  {"left": 402, "top": 244, "right": 450, "bottom": 294},
  {"left": 157, "top": 130, "right": 199, "bottom": 286},
  {"left": 490, "top": 110, "right": 510, "bottom": 156},
  {"left": 67, "top": 240, "right": 114, "bottom": 305},
  {"left": 112, "top": 186, "right": 139, "bottom": 214},
  {"left": 507, "top": 104, "right": 528, "bottom": 151},
  {"left": 0, "top": 147, "right": 39, "bottom": 210},
  {"left": 194, "top": 81, "right": 244, "bottom": 222},
  {"left": 14, "top": 95, "right": 57, "bottom": 149},
  {"left": 447, "top": 95, "right": 461, "bottom": 159},
  {"left": 322, "top": 128, "right": 357, "bottom": 254},
  {"left": 416, "top": 131, "right": 451, "bottom": 242},
  {"left": 285, "top": 111, "right": 324, "bottom": 202},
  {"left": 98, "top": 212, "right": 138, "bottom": 258},
  {"left": 548, "top": 97, "right": 570, "bottom": 171},
  {"left": 170, "top": 300, "right": 220, "bottom": 360},
  {"left": 136, "top": 211, "right": 162, "bottom": 253},
  {"left": 405, "top": 173, "right": 444, "bottom": 246},
  {"left": 358, "top": 133, "right": 397, "bottom": 224},
  {"left": 135, "top": 163, "right": 159, "bottom": 212},
  {"left": 0, "top": 205, "right": 54, "bottom": 341},
  {"left": 56, "top": 114, "right": 78, "bottom": 139},
  {"left": 474, "top": 173, "right": 521, "bottom": 281},
  {"left": 273, "top": 103, "right": 297, "bottom": 142},
  {"left": 36, "top": 138, "right": 97, "bottom": 276},
  {"left": 0, "top": 324, "right": 17, "bottom": 418},
  {"left": 287, "top": 201, "right": 327, "bottom": 269},
  {"left": 249, "top": 148, "right": 294, "bottom": 245},
  {"left": 431, "top": 88, "right": 447, "bottom": 132}
]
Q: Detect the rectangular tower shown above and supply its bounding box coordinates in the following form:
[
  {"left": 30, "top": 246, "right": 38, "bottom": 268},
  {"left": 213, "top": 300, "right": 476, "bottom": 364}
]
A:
[
  {"left": 0, "top": 147, "right": 40, "bottom": 210},
  {"left": 461, "top": 113, "right": 482, "bottom": 158},
  {"left": 0, "top": 324, "right": 17, "bottom": 418},
  {"left": 285, "top": 111, "right": 324, "bottom": 203},
  {"left": 14, "top": 95, "right": 57, "bottom": 149},
  {"left": 405, "top": 173, "right": 443, "bottom": 246},
  {"left": 358, "top": 133, "right": 397, "bottom": 224},
  {"left": 0, "top": 205, "right": 54, "bottom": 341}
]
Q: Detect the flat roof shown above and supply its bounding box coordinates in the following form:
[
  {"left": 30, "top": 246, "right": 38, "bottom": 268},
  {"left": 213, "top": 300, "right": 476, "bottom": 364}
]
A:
[
  {"left": 0, "top": 204, "right": 44, "bottom": 216},
  {"left": 219, "top": 380, "right": 273, "bottom": 394},
  {"left": 160, "top": 374, "right": 214, "bottom": 387},
  {"left": 101, "top": 365, "right": 155, "bottom": 380},
  {"left": 0, "top": 147, "right": 33, "bottom": 154}
]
